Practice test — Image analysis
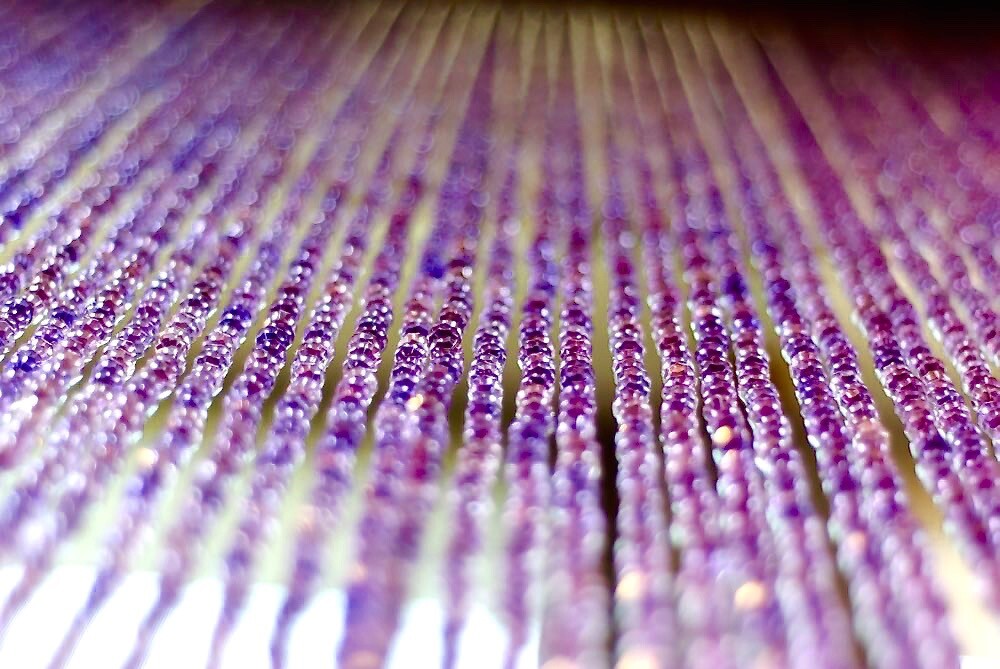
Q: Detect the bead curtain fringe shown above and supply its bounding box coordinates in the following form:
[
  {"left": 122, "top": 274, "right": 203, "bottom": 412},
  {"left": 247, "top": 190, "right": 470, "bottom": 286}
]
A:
[{"left": 0, "top": 1, "right": 997, "bottom": 668}]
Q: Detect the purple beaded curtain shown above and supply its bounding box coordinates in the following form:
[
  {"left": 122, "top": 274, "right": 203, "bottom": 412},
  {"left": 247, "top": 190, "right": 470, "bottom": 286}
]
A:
[{"left": 0, "top": 1, "right": 997, "bottom": 668}]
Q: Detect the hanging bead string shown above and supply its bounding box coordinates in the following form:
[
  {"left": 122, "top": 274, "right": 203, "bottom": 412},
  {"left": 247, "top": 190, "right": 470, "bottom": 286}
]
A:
[
  {"left": 805, "top": 39, "right": 1000, "bottom": 482},
  {"left": 0, "top": 12, "right": 259, "bottom": 305},
  {"left": 139, "top": 7, "right": 462, "bottom": 664},
  {"left": 583, "top": 18, "right": 677, "bottom": 667},
  {"left": 870, "top": 51, "right": 1000, "bottom": 285},
  {"left": 12, "top": 20, "right": 352, "bottom": 664},
  {"left": 0, "top": 6, "right": 994, "bottom": 667},
  {"left": 0, "top": 1, "right": 153, "bottom": 255},
  {"left": 439, "top": 15, "right": 537, "bottom": 668},
  {"left": 757, "top": 38, "right": 1000, "bottom": 607},
  {"left": 0, "top": 5, "right": 330, "bottom": 306},
  {"left": 678, "top": 23, "right": 878, "bottom": 669},
  {"left": 267, "top": 9, "right": 491, "bottom": 662},
  {"left": 535, "top": 16, "right": 614, "bottom": 667},
  {"left": 119, "top": 10, "right": 457, "bottom": 667},
  {"left": 0, "top": 1, "right": 182, "bottom": 177},
  {"left": 0, "top": 2, "right": 110, "bottom": 123},
  {"left": 0, "top": 2, "right": 223, "bottom": 240},
  {"left": 840, "top": 51, "right": 1000, "bottom": 371},
  {"left": 0, "top": 2, "right": 191, "bottom": 234},
  {"left": 915, "top": 52, "right": 1000, "bottom": 196},
  {"left": 194, "top": 13, "right": 463, "bottom": 669},
  {"left": 620, "top": 21, "right": 743, "bottom": 669},
  {"left": 499, "top": 19, "right": 566, "bottom": 666},
  {"left": 0, "top": 9, "right": 246, "bottom": 361}
]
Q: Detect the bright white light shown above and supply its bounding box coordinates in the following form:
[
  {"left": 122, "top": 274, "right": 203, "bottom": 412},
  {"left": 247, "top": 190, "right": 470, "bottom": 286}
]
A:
[{"left": 0, "top": 565, "right": 536, "bottom": 668}]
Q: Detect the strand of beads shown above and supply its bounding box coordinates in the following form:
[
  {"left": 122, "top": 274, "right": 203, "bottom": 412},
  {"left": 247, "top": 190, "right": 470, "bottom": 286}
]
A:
[
  {"left": 727, "top": 43, "right": 980, "bottom": 661},
  {"left": 0, "top": 8, "right": 284, "bottom": 307},
  {"left": 190, "top": 13, "right": 451, "bottom": 665},
  {"left": 831, "top": 58, "right": 1000, "bottom": 371},
  {"left": 623, "top": 22, "right": 741, "bottom": 669},
  {"left": 0, "top": 1, "right": 153, "bottom": 258},
  {"left": 868, "top": 54, "right": 1000, "bottom": 290},
  {"left": 761, "top": 41, "right": 1000, "bottom": 608},
  {"left": 0, "top": 3, "right": 166, "bottom": 171},
  {"left": 0, "top": 47, "right": 259, "bottom": 413},
  {"left": 0, "top": 3, "right": 109, "bottom": 126},
  {"left": 0, "top": 18, "right": 237, "bottom": 360},
  {"left": 588, "top": 21, "right": 676, "bottom": 667},
  {"left": 0, "top": 4, "right": 224, "bottom": 240},
  {"left": 771, "top": 36, "right": 1000, "bottom": 493},
  {"left": 837, "top": 53, "right": 1000, "bottom": 438},
  {"left": 538, "top": 20, "right": 614, "bottom": 667},
  {"left": 499, "top": 24, "right": 563, "bottom": 665},
  {"left": 808, "top": 51, "right": 1000, "bottom": 496},
  {"left": 439, "top": 18, "right": 535, "bottom": 667},
  {"left": 0, "top": 3, "right": 188, "bottom": 232},
  {"left": 807, "top": 51, "right": 1000, "bottom": 443},
  {"left": 0, "top": 20, "right": 241, "bottom": 304}
]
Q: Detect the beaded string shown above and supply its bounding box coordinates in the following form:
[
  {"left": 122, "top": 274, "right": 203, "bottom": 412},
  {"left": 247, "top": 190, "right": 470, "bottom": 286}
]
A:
[
  {"left": 803, "top": 46, "right": 1000, "bottom": 489},
  {"left": 679, "top": 23, "right": 889, "bottom": 669},
  {"left": 615, "top": 22, "right": 739, "bottom": 669},
  {"left": 863, "top": 53, "right": 1000, "bottom": 290},
  {"left": 0, "top": 16, "right": 255, "bottom": 305},
  {"left": 0, "top": 3, "right": 223, "bottom": 239},
  {"left": 535, "top": 20, "right": 612, "bottom": 665},
  {"left": 839, "top": 61, "right": 1000, "bottom": 371},
  {"left": 0, "top": 14, "right": 241, "bottom": 361},
  {"left": 765, "top": 35, "right": 1000, "bottom": 485},
  {"left": 438, "top": 15, "right": 538, "bottom": 668},
  {"left": 0, "top": 3, "right": 191, "bottom": 231},
  {"left": 499, "top": 21, "right": 569, "bottom": 666},
  {"left": 0, "top": 2, "right": 153, "bottom": 241},
  {"left": 191, "top": 13, "right": 468, "bottom": 668},
  {"left": 704, "top": 26, "right": 992, "bottom": 657}
]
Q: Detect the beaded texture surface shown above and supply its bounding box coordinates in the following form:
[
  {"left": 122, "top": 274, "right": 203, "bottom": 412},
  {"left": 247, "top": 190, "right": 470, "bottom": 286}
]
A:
[{"left": 0, "top": 2, "right": 997, "bottom": 669}]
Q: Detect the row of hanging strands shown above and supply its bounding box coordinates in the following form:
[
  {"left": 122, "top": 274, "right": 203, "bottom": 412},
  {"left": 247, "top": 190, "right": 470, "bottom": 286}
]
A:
[{"left": 0, "top": 1, "right": 997, "bottom": 668}]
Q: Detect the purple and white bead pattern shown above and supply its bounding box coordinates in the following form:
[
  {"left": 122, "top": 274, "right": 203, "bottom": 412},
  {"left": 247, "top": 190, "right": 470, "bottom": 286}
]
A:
[{"left": 0, "top": 4, "right": 994, "bottom": 669}]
